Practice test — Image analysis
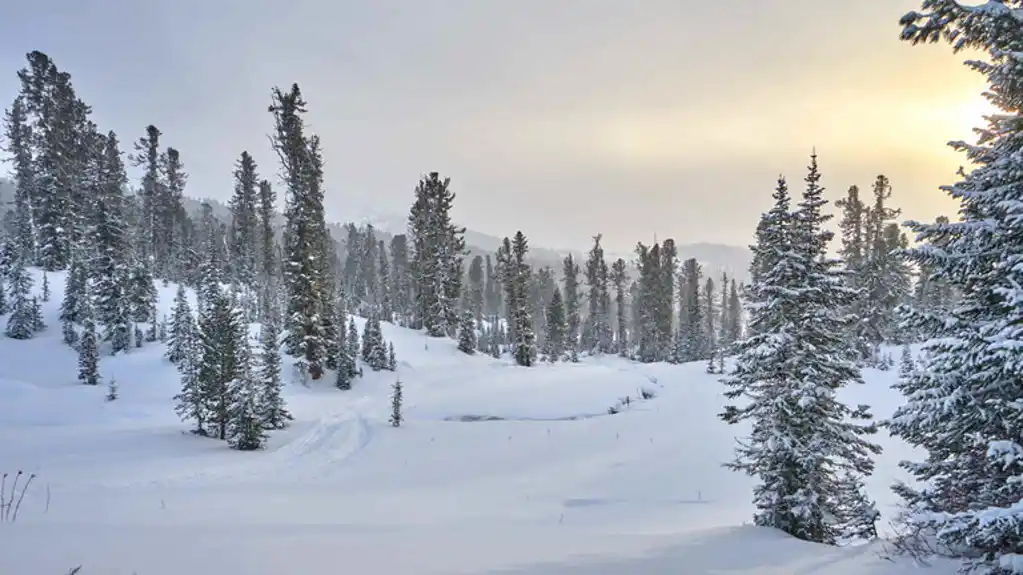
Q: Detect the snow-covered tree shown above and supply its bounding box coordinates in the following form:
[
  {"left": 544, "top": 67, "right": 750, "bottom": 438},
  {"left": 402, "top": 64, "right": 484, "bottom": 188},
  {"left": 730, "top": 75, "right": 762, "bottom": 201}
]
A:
[
  {"left": 165, "top": 284, "right": 195, "bottom": 364},
  {"left": 721, "top": 158, "right": 881, "bottom": 545},
  {"left": 456, "top": 309, "right": 476, "bottom": 355},
  {"left": 544, "top": 286, "right": 567, "bottom": 362},
  {"left": 389, "top": 378, "right": 403, "bottom": 428},
  {"left": 270, "top": 84, "right": 330, "bottom": 381},
  {"left": 77, "top": 291, "right": 100, "bottom": 386},
  {"left": 5, "top": 252, "right": 36, "bottom": 339},
  {"left": 257, "top": 298, "right": 290, "bottom": 430},
  {"left": 886, "top": 4, "right": 1023, "bottom": 571},
  {"left": 361, "top": 314, "right": 388, "bottom": 371},
  {"left": 408, "top": 172, "right": 465, "bottom": 337}
]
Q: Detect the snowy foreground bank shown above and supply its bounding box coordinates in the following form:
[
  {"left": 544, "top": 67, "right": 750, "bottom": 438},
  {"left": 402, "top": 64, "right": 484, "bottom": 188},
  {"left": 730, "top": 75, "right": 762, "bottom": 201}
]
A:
[{"left": 0, "top": 270, "right": 954, "bottom": 574}]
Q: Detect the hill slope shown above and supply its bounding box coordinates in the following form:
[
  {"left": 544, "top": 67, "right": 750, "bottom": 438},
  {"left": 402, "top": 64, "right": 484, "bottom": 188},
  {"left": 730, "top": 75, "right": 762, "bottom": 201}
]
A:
[{"left": 0, "top": 270, "right": 950, "bottom": 574}]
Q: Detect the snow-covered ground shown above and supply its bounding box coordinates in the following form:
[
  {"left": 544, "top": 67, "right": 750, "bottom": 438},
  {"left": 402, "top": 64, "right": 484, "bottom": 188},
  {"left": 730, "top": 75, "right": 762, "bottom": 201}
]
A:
[{"left": 0, "top": 270, "right": 955, "bottom": 574}]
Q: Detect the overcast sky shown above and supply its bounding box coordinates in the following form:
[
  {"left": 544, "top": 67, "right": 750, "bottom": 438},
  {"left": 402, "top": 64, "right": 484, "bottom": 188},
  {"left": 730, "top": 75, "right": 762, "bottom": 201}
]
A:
[{"left": 0, "top": 0, "right": 990, "bottom": 253}]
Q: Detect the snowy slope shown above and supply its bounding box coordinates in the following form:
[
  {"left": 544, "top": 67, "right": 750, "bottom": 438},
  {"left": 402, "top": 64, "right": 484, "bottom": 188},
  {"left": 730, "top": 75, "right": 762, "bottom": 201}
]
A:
[{"left": 0, "top": 270, "right": 953, "bottom": 574}]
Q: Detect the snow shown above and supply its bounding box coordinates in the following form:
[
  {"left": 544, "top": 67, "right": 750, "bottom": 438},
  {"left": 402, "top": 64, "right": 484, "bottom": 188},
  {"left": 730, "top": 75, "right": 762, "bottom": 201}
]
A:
[{"left": 0, "top": 269, "right": 955, "bottom": 574}]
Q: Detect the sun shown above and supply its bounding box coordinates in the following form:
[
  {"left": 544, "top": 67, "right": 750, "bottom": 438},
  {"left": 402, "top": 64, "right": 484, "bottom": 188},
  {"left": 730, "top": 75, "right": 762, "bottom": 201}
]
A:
[{"left": 951, "top": 96, "right": 999, "bottom": 136}]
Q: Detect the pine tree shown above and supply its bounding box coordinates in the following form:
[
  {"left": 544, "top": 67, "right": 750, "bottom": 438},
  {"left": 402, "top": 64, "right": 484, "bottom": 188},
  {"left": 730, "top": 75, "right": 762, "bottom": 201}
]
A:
[
  {"left": 346, "top": 317, "right": 360, "bottom": 377},
  {"left": 59, "top": 255, "right": 85, "bottom": 346},
  {"left": 361, "top": 314, "right": 388, "bottom": 371},
  {"left": 228, "top": 151, "right": 259, "bottom": 288},
  {"left": 898, "top": 342, "right": 914, "bottom": 380},
  {"left": 387, "top": 342, "right": 397, "bottom": 371},
  {"left": 335, "top": 306, "right": 353, "bottom": 391},
  {"left": 105, "top": 377, "right": 118, "bottom": 401},
  {"left": 270, "top": 84, "right": 330, "bottom": 381},
  {"left": 166, "top": 284, "right": 194, "bottom": 364},
  {"left": 544, "top": 286, "right": 567, "bottom": 361},
  {"left": 5, "top": 253, "right": 35, "bottom": 339},
  {"left": 677, "top": 258, "right": 704, "bottom": 362},
  {"left": 40, "top": 272, "right": 49, "bottom": 302},
  {"left": 0, "top": 277, "right": 7, "bottom": 316},
  {"left": 77, "top": 291, "right": 100, "bottom": 386},
  {"left": 407, "top": 172, "right": 466, "bottom": 337},
  {"left": 505, "top": 232, "right": 536, "bottom": 367},
  {"left": 721, "top": 159, "right": 881, "bottom": 545},
  {"left": 227, "top": 360, "right": 267, "bottom": 451},
  {"left": 389, "top": 235, "right": 412, "bottom": 326},
  {"left": 390, "top": 378, "right": 403, "bottom": 428},
  {"left": 562, "top": 254, "right": 581, "bottom": 357},
  {"left": 3, "top": 95, "right": 37, "bottom": 264},
  {"left": 457, "top": 309, "right": 477, "bottom": 355},
  {"left": 582, "top": 235, "right": 613, "bottom": 354},
  {"left": 173, "top": 313, "right": 206, "bottom": 435},
  {"left": 610, "top": 258, "right": 629, "bottom": 356},
  {"left": 256, "top": 179, "right": 278, "bottom": 314},
  {"left": 378, "top": 240, "right": 392, "bottom": 321},
  {"left": 466, "top": 255, "right": 485, "bottom": 324},
  {"left": 886, "top": 6, "right": 1023, "bottom": 570}
]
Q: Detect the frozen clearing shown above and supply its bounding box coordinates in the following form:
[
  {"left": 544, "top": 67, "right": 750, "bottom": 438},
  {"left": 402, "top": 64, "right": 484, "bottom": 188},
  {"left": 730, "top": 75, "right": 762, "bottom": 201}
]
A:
[{"left": 0, "top": 270, "right": 955, "bottom": 574}]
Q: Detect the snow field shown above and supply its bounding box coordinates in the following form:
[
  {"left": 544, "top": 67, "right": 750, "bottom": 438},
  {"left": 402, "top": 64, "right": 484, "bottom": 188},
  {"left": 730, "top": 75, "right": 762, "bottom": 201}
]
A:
[{"left": 0, "top": 269, "right": 953, "bottom": 574}]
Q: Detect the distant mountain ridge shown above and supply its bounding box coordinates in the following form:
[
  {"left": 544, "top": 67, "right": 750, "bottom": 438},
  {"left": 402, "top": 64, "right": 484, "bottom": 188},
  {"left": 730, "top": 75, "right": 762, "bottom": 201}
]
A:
[{"left": 0, "top": 178, "right": 751, "bottom": 282}]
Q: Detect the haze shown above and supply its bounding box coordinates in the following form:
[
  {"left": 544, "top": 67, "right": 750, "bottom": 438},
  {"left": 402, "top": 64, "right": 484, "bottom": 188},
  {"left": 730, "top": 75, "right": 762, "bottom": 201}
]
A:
[{"left": 0, "top": 0, "right": 987, "bottom": 253}]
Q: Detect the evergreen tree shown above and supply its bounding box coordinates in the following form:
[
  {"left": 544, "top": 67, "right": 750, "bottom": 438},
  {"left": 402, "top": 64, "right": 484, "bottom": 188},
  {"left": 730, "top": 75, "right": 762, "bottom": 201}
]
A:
[
  {"left": 407, "top": 172, "right": 465, "bottom": 337},
  {"left": 335, "top": 303, "right": 353, "bottom": 390},
  {"left": 166, "top": 284, "right": 195, "bottom": 364},
  {"left": 610, "top": 258, "right": 629, "bottom": 356},
  {"left": 466, "top": 255, "right": 485, "bottom": 324},
  {"left": 226, "top": 347, "right": 266, "bottom": 451},
  {"left": 0, "top": 277, "right": 7, "bottom": 316},
  {"left": 389, "top": 234, "right": 412, "bottom": 326},
  {"left": 129, "top": 125, "right": 161, "bottom": 270},
  {"left": 582, "top": 235, "right": 613, "bottom": 354},
  {"left": 270, "top": 84, "right": 330, "bottom": 381},
  {"left": 17, "top": 52, "right": 92, "bottom": 271},
  {"left": 898, "top": 342, "right": 914, "bottom": 380},
  {"left": 5, "top": 253, "right": 35, "bottom": 339},
  {"left": 228, "top": 151, "right": 259, "bottom": 288},
  {"left": 105, "top": 377, "right": 118, "bottom": 402},
  {"left": 90, "top": 132, "right": 133, "bottom": 353},
  {"left": 40, "top": 272, "right": 49, "bottom": 302},
  {"left": 887, "top": 6, "right": 1023, "bottom": 570},
  {"left": 256, "top": 179, "right": 278, "bottom": 313},
  {"left": 544, "top": 286, "right": 567, "bottom": 361},
  {"left": 387, "top": 342, "right": 397, "bottom": 371},
  {"left": 60, "top": 254, "right": 85, "bottom": 346},
  {"left": 562, "top": 254, "right": 582, "bottom": 357},
  {"left": 504, "top": 232, "right": 536, "bottom": 367},
  {"left": 721, "top": 159, "right": 881, "bottom": 545},
  {"left": 457, "top": 309, "right": 477, "bottom": 355},
  {"left": 390, "top": 378, "right": 403, "bottom": 428},
  {"left": 346, "top": 317, "right": 360, "bottom": 376},
  {"left": 704, "top": 277, "right": 718, "bottom": 372},
  {"left": 77, "top": 290, "right": 100, "bottom": 386},
  {"left": 377, "top": 240, "right": 392, "bottom": 321},
  {"left": 361, "top": 314, "right": 388, "bottom": 371},
  {"left": 3, "top": 95, "right": 37, "bottom": 264},
  {"left": 677, "top": 258, "right": 704, "bottom": 362}
]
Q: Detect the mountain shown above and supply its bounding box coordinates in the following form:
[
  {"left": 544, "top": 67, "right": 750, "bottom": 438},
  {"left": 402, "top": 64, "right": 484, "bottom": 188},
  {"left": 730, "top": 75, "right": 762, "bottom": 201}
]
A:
[{"left": 0, "top": 178, "right": 752, "bottom": 281}]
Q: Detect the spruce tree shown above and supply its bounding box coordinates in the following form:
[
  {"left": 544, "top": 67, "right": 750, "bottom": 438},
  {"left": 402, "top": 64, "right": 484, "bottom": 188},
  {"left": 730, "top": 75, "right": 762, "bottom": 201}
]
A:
[
  {"left": 40, "top": 272, "right": 49, "bottom": 302},
  {"left": 346, "top": 317, "right": 360, "bottom": 377},
  {"left": 387, "top": 342, "right": 397, "bottom": 371},
  {"left": 3, "top": 95, "right": 37, "bottom": 264},
  {"left": 544, "top": 286, "right": 567, "bottom": 361},
  {"left": 390, "top": 378, "right": 403, "bottom": 428},
  {"left": 166, "top": 284, "right": 195, "bottom": 364},
  {"left": 60, "top": 255, "right": 86, "bottom": 346},
  {"left": 5, "top": 253, "right": 35, "bottom": 339},
  {"left": 457, "top": 309, "right": 477, "bottom": 355},
  {"left": 335, "top": 307, "right": 353, "bottom": 390},
  {"left": 228, "top": 151, "right": 259, "bottom": 288},
  {"left": 407, "top": 172, "right": 466, "bottom": 337},
  {"left": 721, "top": 159, "right": 881, "bottom": 545},
  {"left": 886, "top": 5, "right": 1023, "bottom": 570},
  {"left": 582, "top": 235, "right": 613, "bottom": 354},
  {"left": 77, "top": 291, "right": 100, "bottom": 386},
  {"left": 361, "top": 314, "right": 388, "bottom": 371},
  {"left": 105, "top": 377, "right": 118, "bottom": 402},
  {"left": 270, "top": 84, "right": 330, "bottom": 381},
  {"left": 506, "top": 232, "right": 536, "bottom": 367},
  {"left": 610, "top": 258, "right": 629, "bottom": 356},
  {"left": 562, "top": 254, "right": 581, "bottom": 357},
  {"left": 227, "top": 351, "right": 266, "bottom": 451}
]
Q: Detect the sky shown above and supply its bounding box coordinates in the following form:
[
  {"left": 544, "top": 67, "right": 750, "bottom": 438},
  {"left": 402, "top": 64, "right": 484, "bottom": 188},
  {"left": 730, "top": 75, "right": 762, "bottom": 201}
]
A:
[{"left": 0, "top": 0, "right": 993, "bottom": 253}]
